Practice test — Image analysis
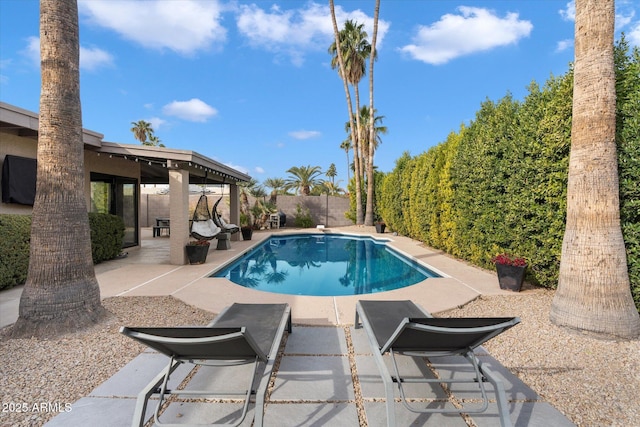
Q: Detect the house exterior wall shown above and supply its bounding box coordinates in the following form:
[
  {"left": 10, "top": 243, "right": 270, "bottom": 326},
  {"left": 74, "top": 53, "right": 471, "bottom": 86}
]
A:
[
  {"left": 83, "top": 150, "right": 141, "bottom": 211},
  {"left": 0, "top": 133, "right": 37, "bottom": 215}
]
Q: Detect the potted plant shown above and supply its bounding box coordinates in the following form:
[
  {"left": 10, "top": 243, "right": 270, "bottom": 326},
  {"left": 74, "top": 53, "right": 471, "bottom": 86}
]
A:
[
  {"left": 240, "top": 213, "right": 253, "bottom": 241},
  {"left": 492, "top": 253, "right": 527, "bottom": 292},
  {"left": 375, "top": 221, "right": 386, "bottom": 233},
  {"left": 185, "top": 239, "right": 210, "bottom": 264}
]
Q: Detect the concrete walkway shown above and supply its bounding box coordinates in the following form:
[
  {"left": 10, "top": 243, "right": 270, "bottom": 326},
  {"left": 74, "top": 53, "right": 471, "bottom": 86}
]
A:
[{"left": 2, "top": 227, "right": 575, "bottom": 426}]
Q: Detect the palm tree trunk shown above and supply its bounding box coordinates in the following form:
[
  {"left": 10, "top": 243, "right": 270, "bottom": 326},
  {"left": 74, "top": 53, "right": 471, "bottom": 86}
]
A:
[
  {"left": 550, "top": 0, "right": 640, "bottom": 338},
  {"left": 364, "top": 0, "right": 381, "bottom": 226},
  {"left": 11, "top": 0, "right": 108, "bottom": 338},
  {"left": 329, "top": 0, "right": 363, "bottom": 224}
]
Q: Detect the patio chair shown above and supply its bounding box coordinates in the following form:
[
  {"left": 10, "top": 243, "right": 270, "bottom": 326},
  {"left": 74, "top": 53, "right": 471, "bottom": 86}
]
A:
[
  {"left": 120, "top": 303, "right": 291, "bottom": 427},
  {"left": 355, "top": 300, "right": 520, "bottom": 427},
  {"left": 212, "top": 196, "right": 240, "bottom": 234}
]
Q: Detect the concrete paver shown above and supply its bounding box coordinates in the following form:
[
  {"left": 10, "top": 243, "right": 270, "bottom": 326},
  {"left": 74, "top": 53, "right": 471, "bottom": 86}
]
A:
[{"left": 1, "top": 227, "right": 575, "bottom": 426}]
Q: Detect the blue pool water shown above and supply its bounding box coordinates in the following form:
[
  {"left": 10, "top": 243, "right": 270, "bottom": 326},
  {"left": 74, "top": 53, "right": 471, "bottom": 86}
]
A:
[{"left": 212, "top": 234, "right": 440, "bottom": 296}]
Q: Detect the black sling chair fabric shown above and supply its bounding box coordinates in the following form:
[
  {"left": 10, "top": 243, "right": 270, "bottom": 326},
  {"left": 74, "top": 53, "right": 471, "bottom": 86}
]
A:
[
  {"left": 355, "top": 300, "right": 520, "bottom": 427},
  {"left": 190, "top": 173, "right": 221, "bottom": 240},
  {"left": 211, "top": 181, "right": 239, "bottom": 234}
]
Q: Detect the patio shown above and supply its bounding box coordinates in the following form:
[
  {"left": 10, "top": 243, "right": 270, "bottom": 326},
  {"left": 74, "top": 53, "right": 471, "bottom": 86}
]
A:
[{"left": 2, "top": 226, "right": 575, "bottom": 426}]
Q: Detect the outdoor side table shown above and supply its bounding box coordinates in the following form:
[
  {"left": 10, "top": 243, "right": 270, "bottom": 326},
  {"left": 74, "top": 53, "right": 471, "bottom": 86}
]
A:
[{"left": 216, "top": 232, "right": 231, "bottom": 250}]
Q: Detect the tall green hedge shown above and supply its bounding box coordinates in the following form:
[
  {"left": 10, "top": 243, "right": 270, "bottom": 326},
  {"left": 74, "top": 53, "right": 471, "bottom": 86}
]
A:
[
  {"left": 0, "top": 212, "right": 124, "bottom": 290},
  {"left": 0, "top": 214, "right": 32, "bottom": 290},
  {"left": 379, "top": 38, "right": 640, "bottom": 310}
]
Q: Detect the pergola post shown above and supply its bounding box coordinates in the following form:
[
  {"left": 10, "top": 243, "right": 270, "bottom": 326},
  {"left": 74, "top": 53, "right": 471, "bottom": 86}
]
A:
[
  {"left": 229, "top": 183, "right": 240, "bottom": 241},
  {"left": 169, "top": 169, "right": 190, "bottom": 264}
]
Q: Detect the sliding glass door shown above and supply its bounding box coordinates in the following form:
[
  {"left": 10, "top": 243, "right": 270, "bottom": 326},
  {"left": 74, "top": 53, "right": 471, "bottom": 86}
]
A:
[{"left": 90, "top": 173, "right": 138, "bottom": 247}]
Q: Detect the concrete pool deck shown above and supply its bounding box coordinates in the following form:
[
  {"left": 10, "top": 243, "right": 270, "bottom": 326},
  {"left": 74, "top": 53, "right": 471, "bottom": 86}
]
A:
[
  {"left": 98, "top": 226, "right": 513, "bottom": 326},
  {"left": 2, "top": 226, "right": 575, "bottom": 426},
  {"left": 1, "top": 225, "right": 518, "bottom": 329}
]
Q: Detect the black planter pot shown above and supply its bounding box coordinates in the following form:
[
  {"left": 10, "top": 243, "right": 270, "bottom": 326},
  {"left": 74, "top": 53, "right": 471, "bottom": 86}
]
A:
[
  {"left": 496, "top": 264, "right": 526, "bottom": 292},
  {"left": 375, "top": 222, "right": 386, "bottom": 233},
  {"left": 186, "top": 244, "right": 209, "bottom": 264},
  {"left": 241, "top": 227, "right": 253, "bottom": 241}
]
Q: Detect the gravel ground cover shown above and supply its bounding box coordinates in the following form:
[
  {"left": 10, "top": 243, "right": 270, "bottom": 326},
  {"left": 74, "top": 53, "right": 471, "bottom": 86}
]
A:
[
  {"left": 1, "top": 292, "right": 638, "bottom": 427},
  {"left": 437, "top": 289, "right": 640, "bottom": 427}
]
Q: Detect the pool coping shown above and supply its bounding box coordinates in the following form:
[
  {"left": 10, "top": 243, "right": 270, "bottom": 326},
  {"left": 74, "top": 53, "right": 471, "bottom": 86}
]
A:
[{"left": 94, "top": 226, "right": 517, "bottom": 326}]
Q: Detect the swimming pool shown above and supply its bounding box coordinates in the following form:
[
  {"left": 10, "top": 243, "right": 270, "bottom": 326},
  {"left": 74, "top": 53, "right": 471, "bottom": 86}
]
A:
[{"left": 211, "top": 233, "right": 441, "bottom": 296}]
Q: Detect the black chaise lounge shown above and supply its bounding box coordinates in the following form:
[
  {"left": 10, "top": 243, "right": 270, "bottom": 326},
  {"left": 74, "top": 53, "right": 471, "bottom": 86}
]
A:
[
  {"left": 355, "top": 300, "right": 520, "bottom": 427},
  {"left": 120, "top": 303, "right": 291, "bottom": 427}
]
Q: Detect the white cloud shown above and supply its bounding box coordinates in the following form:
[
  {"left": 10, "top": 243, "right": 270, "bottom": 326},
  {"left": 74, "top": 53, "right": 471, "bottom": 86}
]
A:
[
  {"left": 630, "top": 22, "right": 640, "bottom": 46},
  {"left": 559, "top": 1, "right": 575, "bottom": 21},
  {"left": 147, "top": 117, "right": 166, "bottom": 130},
  {"left": 556, "top": 39, "right": 573, "bottom": 52},
  {"left": 224, "top": 162, "right": 249, "bottom": 175},
  {"left": 254, "top": 166, "right": 265, "bottom": 174},
  {"left": 80, "top": 46, "right": 114, "bottom": 71},
  {"left": 78, "top": 0, "right": 226, "bottom": 55},
  {"left": 22, "top": 36, "right": 113, "bottom": 71},
  {"left": 400, "top": 7, "right": 533, "bottom": 65},
  {"left": 289, "top": 130, "right": 321, "bottom": 140},
  {"left": 236, "top": 2, "right": 389, "bottom": 66},
  {"left": 162, "top": 99, "right": 218, "bottom": 122}
]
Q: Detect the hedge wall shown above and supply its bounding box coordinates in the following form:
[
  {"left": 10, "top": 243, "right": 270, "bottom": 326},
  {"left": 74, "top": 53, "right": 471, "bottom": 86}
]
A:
[
  {"left": 0, "top": 213, "right": 124, "bottom": 290},
  {"left": 378, "top": 38, "right": 640, "bottom": 310}
]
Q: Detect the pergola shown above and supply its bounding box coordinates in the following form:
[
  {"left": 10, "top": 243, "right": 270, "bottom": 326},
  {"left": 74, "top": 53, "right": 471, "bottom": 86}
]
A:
[{"left": 1, "top": 101, "right": 251, "bottom": 265}]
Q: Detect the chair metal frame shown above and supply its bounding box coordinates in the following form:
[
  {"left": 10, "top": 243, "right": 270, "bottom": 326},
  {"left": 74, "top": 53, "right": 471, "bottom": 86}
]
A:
[
  {"left": 355, "top": 300, "right": 520, "bottom": 427},
  {"left": 121, "top": 303, "right": 291, "bottom": 427}
]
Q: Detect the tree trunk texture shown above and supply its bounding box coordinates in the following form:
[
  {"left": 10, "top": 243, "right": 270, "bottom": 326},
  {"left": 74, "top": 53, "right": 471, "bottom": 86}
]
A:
[
  {"left": 550, "top": 0, "right": 640, "bottom": 339},
  {"left": 364, "top": 0, "right": 380, "bottom": 226},
  {"left": 11, "top": 0, "right": 109, "bottom": 338}
]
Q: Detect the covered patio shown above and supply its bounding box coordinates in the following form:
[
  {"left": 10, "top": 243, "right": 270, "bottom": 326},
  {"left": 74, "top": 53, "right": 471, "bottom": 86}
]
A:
[{"left": 92, "top": 142, "right": 251, "bottom": 264}]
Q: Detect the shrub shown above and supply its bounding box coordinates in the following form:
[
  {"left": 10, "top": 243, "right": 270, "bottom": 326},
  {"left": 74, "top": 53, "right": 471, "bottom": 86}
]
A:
[
  {"left": 88, "top": 212, "right": 125, "bottom": 264},
  {"left": 0, "top": 213, "right": 125, "bottom": 290},
  {"left": 293, "top": 204, "right": 314, "bottom": 228},
  {"left": 0, "top": 214, "right": 31, "bottom": 290}
]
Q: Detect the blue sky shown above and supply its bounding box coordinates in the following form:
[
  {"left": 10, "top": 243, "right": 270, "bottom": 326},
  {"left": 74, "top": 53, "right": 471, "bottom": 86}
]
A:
[{"left": 2, "top": 1, "right": 639, "bottom": 189}]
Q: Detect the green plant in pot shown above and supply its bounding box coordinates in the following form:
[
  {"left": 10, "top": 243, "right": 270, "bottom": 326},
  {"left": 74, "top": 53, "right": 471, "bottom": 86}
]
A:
[
  {"left": 492, "top": 253, "right": 527, "bottom": 292},
  {"left": 240, "top": 213, "right": 253, "bottom": 241},
  {"left": 186, "top": 239, "right": 210, "bottom": 264}
]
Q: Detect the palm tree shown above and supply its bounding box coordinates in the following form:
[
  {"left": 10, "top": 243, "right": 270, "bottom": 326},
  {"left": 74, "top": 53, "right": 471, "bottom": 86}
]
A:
[
  {"left": 285, "top": 165, "right": 322, "bottom": 196},
  {"left": 147, "top": 134, "right": 165, "bottom": 147},
  {"left": 12, "top": 0, "right": 108, "bottom": 338},
  {"left": 325, "top": 163, "right": 337, "bottom": 185},
  {"left": 550, "top": 0, "right": 640, "bottom": 338},
  {"left": 315, "top": 180, "right": 345, "bottom": 196},
  {"left": 328, "top": 9, "right": 372, "bottom": 224},
  {"left": 346, "top": 106, "right": 387, "bottom": 177},
  {"left": 130, "top": 120, "right": 153, "bottom": 144},
  {"left": 340, "top": 139, "right": 352, "bottom": 184},
  {"left": 365, "top": 0, "right": 381, "bottom": 226},
  {"left": 263, "top": 177, "right": 286, "bottom": 204}
]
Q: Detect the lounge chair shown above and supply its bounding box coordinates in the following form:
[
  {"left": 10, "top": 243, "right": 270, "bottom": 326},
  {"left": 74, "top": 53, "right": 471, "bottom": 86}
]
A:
[
  {"left": 355, "top": 300, "right": 520, "bottom": 427},
  {"left": 120, "top": 303, "right": 291, "bottom": 427}
]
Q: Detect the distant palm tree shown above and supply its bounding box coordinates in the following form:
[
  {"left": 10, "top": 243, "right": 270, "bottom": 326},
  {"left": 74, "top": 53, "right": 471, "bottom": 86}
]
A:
[
  {"left": 285, "top": 165, "right": 322, "bottom": 196},
  {"left": 130, "top": 120, "right": 153, "bottom": 144},
  {"left": 147, "top": 134, "right": 165, "bottom": 147},
  {"left": 325, "top": 163, "right": 337, "bottom": 184},
  {"left": 355, "top": 106, "right": 387, "bottom": 174},
  {"left": 340, "top": 139, "right": 352, "bottom": 184},
  {"left": 316, "top": 180, "right": 345, "bottom": 196},
  {"left": 263, "top": 177, "right": 286, "bottom": 204}
]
